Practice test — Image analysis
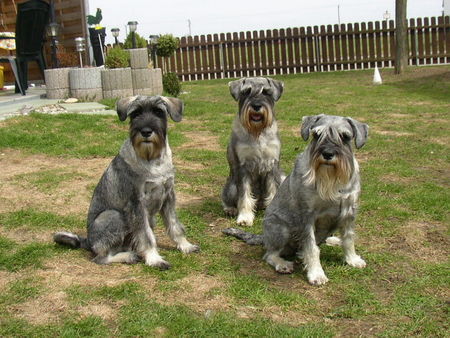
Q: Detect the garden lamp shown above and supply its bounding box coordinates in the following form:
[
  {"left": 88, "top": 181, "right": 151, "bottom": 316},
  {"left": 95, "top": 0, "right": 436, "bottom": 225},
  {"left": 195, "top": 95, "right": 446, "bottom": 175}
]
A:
[
  {"left": 111, "top": 28, "right": 120, "bottom": 46},
  {"left": 149, "top": 35, "right": 159, "bottom": 67},
  {"left": 74, "top": 37, "right": 86, "bottom": 67},
  {"left": 46, "top": 22, "right": 61, "bottom": 68},
  {"left": 128, "top": 21, "right": 138, "bottom": 48}
]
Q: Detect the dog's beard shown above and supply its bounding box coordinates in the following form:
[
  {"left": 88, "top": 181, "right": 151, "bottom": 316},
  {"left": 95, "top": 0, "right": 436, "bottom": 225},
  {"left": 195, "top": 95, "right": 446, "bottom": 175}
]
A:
[
  {"left": 304, "top": 153, "right": 353, "bottom": 201},
  {"left": 240, "top": 103, "right": 273, "bottom": 138},
  {"left": 132, "top": 133, "right": 164, "bottom": 161}
]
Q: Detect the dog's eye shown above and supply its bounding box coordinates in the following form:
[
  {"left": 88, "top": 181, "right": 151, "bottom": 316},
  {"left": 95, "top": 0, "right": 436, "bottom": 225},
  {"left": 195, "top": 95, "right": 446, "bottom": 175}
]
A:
[
  {"left": 241, "top": 87, "right": 251, "bottom": 96},
  {"left": 341, "top": 133, "right": 351, "bottom": 142},
  {"left": 262, "top": 88, "right": 271, "bottom": 96}
]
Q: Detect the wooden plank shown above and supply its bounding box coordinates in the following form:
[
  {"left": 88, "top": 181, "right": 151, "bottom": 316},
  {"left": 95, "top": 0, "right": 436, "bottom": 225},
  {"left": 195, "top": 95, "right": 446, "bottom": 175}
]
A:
[
  {"left": 246, "top": 31, "right": 255, "bottom": 76},
  {"left": 180, "top": 37, "right": 188, "bottom": 81},
  {"left": 417, "top": 18, "right": 425, "bottom": 65},
  {"left": 424, "top": 17, "right": 432, "bottom": 64},
  {"left": 272, "top": 29, "right": 281, "bottom": 75},
  {"left": 200, "top": 35, "right": 208, "bottom": 79},
  {"left": 347, "top": 23, "right": 356, "bottom": 69},
  {"left": 340, "top": 24, "right": 349, "bottom": 70},
  {"left": 252, "top": 31, "right": 261, "bottom": 76},
  {"left": 430, "top": 17, "right": 439, "bottom": 64},
  {"left": 306, "top": 26, "right": 315, "bottom": 72},
  {"left": 361, "top": 22, "right": 369, "bottom": 68},
  {"left": 374, "top": 21, "right": 382, "bottom": 67},
  {"left": 285, "top": 28, "right": 294, "bottom": 74},
  {"left": 187, "top": 36, "right": 196, "bottom": 80},
  {"left": 213, "top": 34, "right": 222, "bottom": 79},
  {"left": 239, "top": 31, "right": 247, "bottom": 76},
  {"left": 319, "top": 26, "right": 328, "bottom": 71},
  {"left": 265, "top": 29, "right": 274, "bottom": 75},
  {"left": 409, "top": 18, "right": 418, "bottom": 65},
  {"left": 292, "top": 27, "right": 301, "bottom": 73},
  {"left": 326, "top": 25, "right": 336, "bottom": 71},
  {"left": 437, "top": 16, "right": 446, "bottom": 64},
  {"left": 232, "top": 32, "right": 240, "bottom": 77},
  {"left": 367, "top": 22, "right": 375, "bottom": 68},
  {"left": 279, "top": 29, "right": 288, "bottom": 74},
  {"left": 220, "top": 33, "right": 228, "bottom": 78},
  {"left": 446, "top": 16, "right": 450, "bottom": 63},
  {"left": 333, "top": 24, "right": 342, "bottom": 70},
  {"left": 259, "top": 30, "right": 267, "bottom": 75},
  {"left": 175, "top": 39, "right": 183, "bottom": 78}
]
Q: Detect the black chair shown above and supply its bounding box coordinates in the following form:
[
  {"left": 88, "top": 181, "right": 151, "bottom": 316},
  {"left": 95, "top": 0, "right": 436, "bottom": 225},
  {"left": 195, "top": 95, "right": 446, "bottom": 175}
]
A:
[{"left": 0, "top": 0, "right": 50, "bottom": 95}]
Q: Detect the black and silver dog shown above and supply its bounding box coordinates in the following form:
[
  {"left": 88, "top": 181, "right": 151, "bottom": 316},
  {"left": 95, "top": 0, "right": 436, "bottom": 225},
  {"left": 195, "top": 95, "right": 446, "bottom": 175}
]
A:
[
  {"left": 222, "top": 77, "right": 285, "bottom": 226},
  {"left": 224, "top": 114, "right": 369, "bottom": 285},
  {"left": 54, "top": 96, "right": 199, "bottom": 269}
]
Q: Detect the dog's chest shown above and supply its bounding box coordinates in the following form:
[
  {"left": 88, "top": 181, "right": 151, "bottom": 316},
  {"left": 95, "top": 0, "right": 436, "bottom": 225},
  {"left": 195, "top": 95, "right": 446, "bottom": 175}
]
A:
[{"left": 236, "top": 137, "right": 280, "bottom": 172}]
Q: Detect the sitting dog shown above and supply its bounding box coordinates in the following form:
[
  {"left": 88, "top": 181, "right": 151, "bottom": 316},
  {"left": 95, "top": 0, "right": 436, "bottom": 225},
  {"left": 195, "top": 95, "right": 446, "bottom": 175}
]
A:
[
  {"left": 54, "top": 96, "right": 199, "bottom": 269},
  {"left": 222, "top": 77, "right": 285, "bottom": 226},
  {"left": 224, "top": 114, "right": 369, "bottom": 285}
]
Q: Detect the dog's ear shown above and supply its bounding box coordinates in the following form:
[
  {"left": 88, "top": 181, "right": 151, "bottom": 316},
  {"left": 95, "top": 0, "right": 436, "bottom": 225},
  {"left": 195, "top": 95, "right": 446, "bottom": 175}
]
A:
[
  {"left": 300, "top": 114, "right": 323, "bottom": 141},
  {"left": 346, "top": 117, "right": 369, "bottom": 149},
  {"left": 267, "top": 78, "right": 284, "bottom": 101},
  {"left": 161, "top": 97, "right": 184, "bottom": 122},
  {"left": 116, "top": 96, "right": 140, "bottom": 121},
  {"left": 228, "top": 78, "right": 248, "bottom": 101}
]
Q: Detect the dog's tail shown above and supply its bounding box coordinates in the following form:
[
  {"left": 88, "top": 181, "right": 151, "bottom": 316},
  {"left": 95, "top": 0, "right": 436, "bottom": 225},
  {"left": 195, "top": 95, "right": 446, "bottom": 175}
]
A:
[
  {"left": 53, "top": 231, "right": 90, "bottom": 250},
  {"left": 222, "top": 228, "right": 263, "bottom": 245}
]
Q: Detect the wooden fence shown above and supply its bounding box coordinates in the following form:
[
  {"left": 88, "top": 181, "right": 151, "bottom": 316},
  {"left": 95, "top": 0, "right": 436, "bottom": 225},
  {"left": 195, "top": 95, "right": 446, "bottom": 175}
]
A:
[{"left": 154, "top": 16, "right": 450, "bottom": 81}]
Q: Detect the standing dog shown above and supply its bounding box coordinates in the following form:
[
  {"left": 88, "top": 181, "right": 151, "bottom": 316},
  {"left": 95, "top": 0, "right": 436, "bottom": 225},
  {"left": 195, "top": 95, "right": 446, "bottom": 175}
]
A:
[
  {"left": 54, "top": 96, "right": 199, "bottom": 269},
  {"left": 224, "top": 114, "right": 369, "bottom": 285},
  {"left": 222, "top": 77, "right": 285, "bottom": 226}
]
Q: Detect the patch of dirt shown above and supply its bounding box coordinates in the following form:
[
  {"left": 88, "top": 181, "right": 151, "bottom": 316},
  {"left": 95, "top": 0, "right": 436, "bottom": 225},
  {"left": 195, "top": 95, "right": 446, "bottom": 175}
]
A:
[
  {"left": 387, "top": 221, "right": 449, "bottom": 264},
  {"left": 0, "top": 227, "right": 54, "bottom": 244},
  {"left": 178, "top": 131, "right": 222, "bottom": 152},
  {"left": 372, "top": 130, "right": 413, "bottom": 137},
  {"left": 153, "top": 274, "right": 232, "bottom": 312},
  {"left": 10, "top": 290, "right": 68, "bottom": 325}
]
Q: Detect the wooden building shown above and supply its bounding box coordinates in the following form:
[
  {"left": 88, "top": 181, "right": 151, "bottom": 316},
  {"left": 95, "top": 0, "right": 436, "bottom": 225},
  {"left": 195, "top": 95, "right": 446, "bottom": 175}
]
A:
[{"left": 0, "top": 0, "right": 89, "bottom": 83}]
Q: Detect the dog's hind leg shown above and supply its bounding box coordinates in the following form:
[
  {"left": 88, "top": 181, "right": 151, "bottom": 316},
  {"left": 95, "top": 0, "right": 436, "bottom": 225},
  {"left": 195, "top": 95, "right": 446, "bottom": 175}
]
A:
[
  {"left": 88, "top": 210, "right": 137, "bottom": 265},
  {"left": 161, "top": 190, "right": 199, "bottom": 254},
  {"left": 222, "top": 177, "right": 238, "bottom": 217},
  {"left": 264, "top": 250, "right": 294, "bottom": 274}
]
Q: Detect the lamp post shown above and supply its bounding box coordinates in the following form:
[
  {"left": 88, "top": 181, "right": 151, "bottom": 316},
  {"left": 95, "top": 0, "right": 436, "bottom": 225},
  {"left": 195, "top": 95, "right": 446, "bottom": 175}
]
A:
[
  {"left": 46, "top": 22, "right": 60, "bottom": 68},
  {"left": 383, "top": 10, "right": 391, "bottom": 22},
  {"left": 74, "top": 37, "right": 86, "bottom": 67},
  {"left": 148, "top": 35, "right": 159, "bottom": 67},
  {"left": 128, "top": 21, "right": 138, "bottom": 48},
  {"left": 111, "top": 28, "right": 120, "bottom": 46}
]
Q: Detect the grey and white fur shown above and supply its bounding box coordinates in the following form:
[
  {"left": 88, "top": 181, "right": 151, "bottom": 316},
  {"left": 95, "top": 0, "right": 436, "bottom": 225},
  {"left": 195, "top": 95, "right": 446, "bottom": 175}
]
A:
[
  {"left": 222, "top": 77, "right": 285, "bottom": 226},
  {"left": 54, "top": 95, "right": 199, "bottom": 269},
  {"left": 223, "top": 114, "right": 369, "bottom": 285}
]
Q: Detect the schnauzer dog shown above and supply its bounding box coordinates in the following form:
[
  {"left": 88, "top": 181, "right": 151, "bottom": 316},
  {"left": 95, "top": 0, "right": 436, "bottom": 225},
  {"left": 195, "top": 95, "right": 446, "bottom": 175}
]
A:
[
  {"left": 222, "top": 77, "right": 285, "bottom": 226},
  {"left": 223, "top": 114, "right": 369, "bottom": 285},
  {"left": 54, "top": 96, "right": 199, "bottom": 269}
]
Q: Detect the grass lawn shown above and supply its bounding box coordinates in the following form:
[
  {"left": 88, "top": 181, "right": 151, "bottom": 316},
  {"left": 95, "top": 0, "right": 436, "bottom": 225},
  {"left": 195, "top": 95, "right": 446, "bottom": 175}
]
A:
[{"left": 0, "top": 66, "right": 448, "bottom": 337}]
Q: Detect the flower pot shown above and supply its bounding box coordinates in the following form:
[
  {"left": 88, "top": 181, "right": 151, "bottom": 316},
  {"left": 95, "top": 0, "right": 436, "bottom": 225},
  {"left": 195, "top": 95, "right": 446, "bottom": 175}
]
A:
[
  {"left": 101, "top": 67, "right": 133, "bottom": 99},
  {"left": 44, "top": 68, "right": 72, "bottom": 99},
  {"left": 69, "top": 67, "right": 103, "bottom": 101},
  {"left": 132, "top": 68, "right": 163, "bottom": 96}
]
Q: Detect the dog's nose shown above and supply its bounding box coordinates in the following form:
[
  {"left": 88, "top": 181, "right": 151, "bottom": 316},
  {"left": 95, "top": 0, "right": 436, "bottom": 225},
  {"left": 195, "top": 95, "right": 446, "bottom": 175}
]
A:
[
  {"left": 322, "top": 151, "right": 334, "bottom": 160},
  {"left": 252, "top": 104, "right": 262, "bottom": 112},
  {"left": 141, "top": 128, "right": 153, "bottom": 138}
]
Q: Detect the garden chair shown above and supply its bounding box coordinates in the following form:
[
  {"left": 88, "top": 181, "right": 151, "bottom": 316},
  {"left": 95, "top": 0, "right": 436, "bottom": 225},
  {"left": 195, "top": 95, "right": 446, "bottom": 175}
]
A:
[{"left": 0, "top": 0, "right": 50, "bottom": 95}]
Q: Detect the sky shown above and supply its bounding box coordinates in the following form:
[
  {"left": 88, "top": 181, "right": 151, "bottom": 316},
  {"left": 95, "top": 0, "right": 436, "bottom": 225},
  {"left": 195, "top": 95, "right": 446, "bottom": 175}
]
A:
[{"left": 87, "top": 0, "right": 445, "bottom": 45}]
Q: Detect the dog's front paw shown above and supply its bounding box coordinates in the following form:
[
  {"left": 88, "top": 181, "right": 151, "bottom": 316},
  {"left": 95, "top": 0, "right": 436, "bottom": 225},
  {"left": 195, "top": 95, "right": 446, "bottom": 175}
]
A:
[
  {"left": 145, "top": 251, "right": 171, "bottom": 270},
  {"left": 178, "top": 242, "right": 200, "bottom": 254},
  {"left": 346, "top": 255, "right": 366, "bottom": 268},
  {"left": 236, "top": 212, "right": 254, "bottom": 226},
  {"left": 224, "top": 206, "right": 237, "bottom": 217},
  {"left": 275, "top": 261, "right": 294, "bottom": 274},
  {"left": 151, "top": 260, "right": 171, "bottom": 270},
  {"left": 307, "top": 269, "right": 329, "bottom": 286}
]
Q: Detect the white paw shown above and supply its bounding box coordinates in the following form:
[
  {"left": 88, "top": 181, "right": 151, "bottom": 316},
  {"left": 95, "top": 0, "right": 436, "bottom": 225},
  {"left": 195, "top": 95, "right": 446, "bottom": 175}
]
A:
[
  {"left": 325, "top": 236, "right": 342, "bottom": 247},
  {"left": 178, "top": 242, "right": 200, "bottom": 254},
  {"left": 346, "top": 255, "right": 366, "bottom": 268},
  {"left": 236, "top": 212, "right": 254, "bottom": 226},
  {"left": 307, "top": 269, "right": 329, "bottom": 286},
  {"left": 275, "top": 261, "right": 294, "bottom": 274},
  {"left": 144, "top": 251, "right": 171, "bottom": 270}
]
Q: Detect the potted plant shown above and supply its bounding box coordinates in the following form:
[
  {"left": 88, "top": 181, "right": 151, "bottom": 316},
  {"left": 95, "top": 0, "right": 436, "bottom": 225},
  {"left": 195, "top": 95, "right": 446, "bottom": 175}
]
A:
[
  {"left": 87, "top": 8, "right": 106, "bottom": 66},
  {"left": 101, "top": 47, "right": 133, "bottom": 99},
  {"left": 156, "top": 34, "right": 181, "bottom": 97}
]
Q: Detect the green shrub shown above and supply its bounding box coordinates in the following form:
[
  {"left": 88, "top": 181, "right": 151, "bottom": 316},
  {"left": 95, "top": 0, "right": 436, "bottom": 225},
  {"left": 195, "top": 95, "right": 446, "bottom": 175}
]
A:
[
  {"left": 123, "top": 32, "right": 148, "bottom": 49},
  {"left": 162, "top": 72, "right": 182, "bottom": 97},
  {"left": 156, "top": 34, "right": 179, "bottom": 58},
  {"left": 105, "top": 47, "right": 130, "bottom": 68}
]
